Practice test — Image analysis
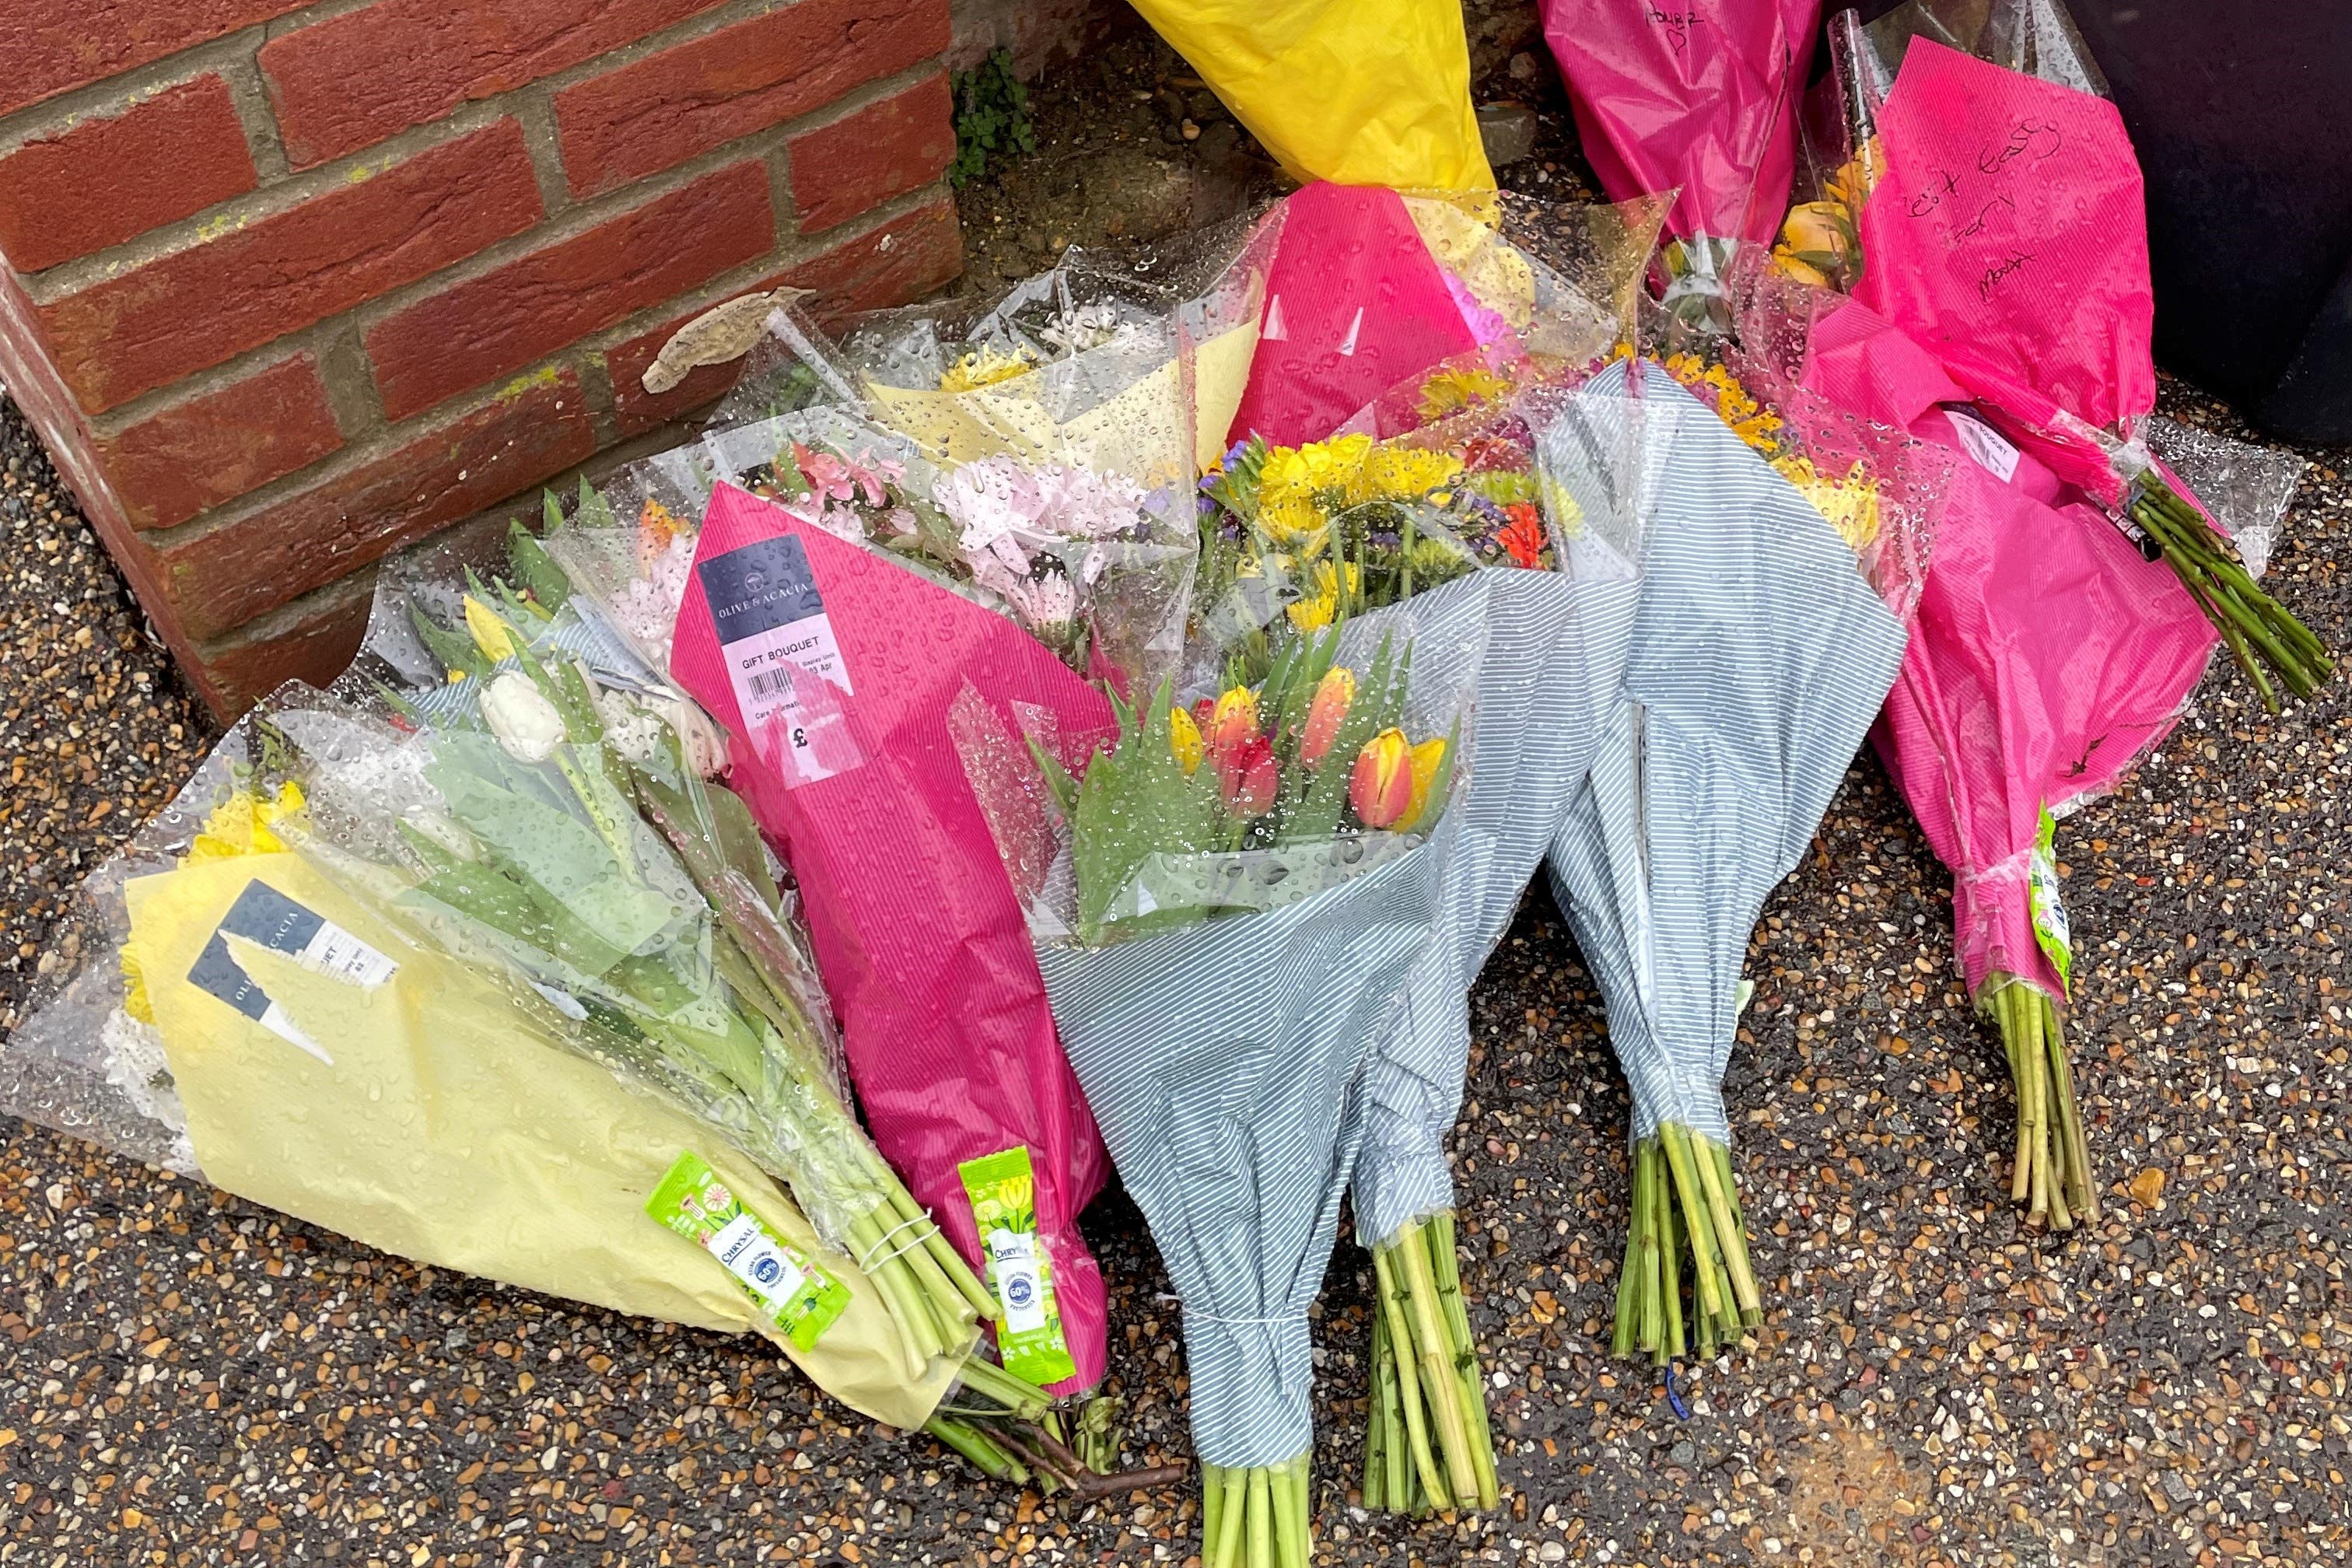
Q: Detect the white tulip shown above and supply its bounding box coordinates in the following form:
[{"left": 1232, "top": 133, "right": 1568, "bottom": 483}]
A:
[{"left": 479, "top": 671, "right": 567, "bottom": 763}]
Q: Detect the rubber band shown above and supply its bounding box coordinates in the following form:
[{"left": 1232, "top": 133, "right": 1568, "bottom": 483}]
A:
[
  {"left": 856, "top": 1211, "right": 937, "bottom": 1271},
  {"left": 1181, "top": 1307, "right": 1302, "bottom": 1328},
  {"left": 1665, "top": 1362, "right": 1690, "bottom": 1421}
]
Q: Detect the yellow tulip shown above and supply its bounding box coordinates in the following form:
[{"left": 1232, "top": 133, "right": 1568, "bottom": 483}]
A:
[
  {"left": 1169, "top": 705, "right": 1205, "bottom": 775},
  {"left": 1401, "top": 737, "right": 1448, "bottom": 831},
  {"left": 463, "top": 595, "right": 516, "bottom": 663}
]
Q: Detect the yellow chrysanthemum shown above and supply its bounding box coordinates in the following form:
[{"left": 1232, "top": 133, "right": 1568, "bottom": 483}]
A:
[
  {"left": 1256, "top": 488, "right": 1331, "bottom": 550},
  {"left": 1286, "top": 559, "right": 1362, "bottom": 634},
  {"left": 1350, "top": 445, "right": 1465, "bottom": 507},
  {"left": 130, "top": 781, "right": 310, "bottom": 1023},
  {"left": 1662, "top": 355, "right": 1784, "bottom": 456},
  {"left": 1416, "top": 365, "right": 1515, "bottom": 422},
  {"left": 186, "top": 781, "right": 307, "bottom": 862},
  {"left": 939, "top": 344, "right": 1038, "bottom": 394},
  {"left": 1774, "top": 457, "right": 1883, "bottom": 551}
]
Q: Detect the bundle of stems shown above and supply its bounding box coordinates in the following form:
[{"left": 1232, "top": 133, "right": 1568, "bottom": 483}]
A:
[
  {"left": 362, "top": 629, "right": 999, "bottom": 1379},
  {"left": 624, "top": 754, "right": 1001, "bottom": 1371},
  {"left": 1199, "top": 1455, "right": 1312, "bottom": 1568},
  {"left": 2128, "top": 477, "right": 2331, "bottom": 712},
  {"left": 930, "top": 1375, "right": 1184, "bottom": 1499},
  {"left": 1986, "top": 977, "right": 2095, "bottom": 1230},
  {"left": 1360, "top": 1212, "right": 1497, "bottom": 1514},
  {"left": 1609, "top": 1124, "right": 1761, "bottom": 1363}
]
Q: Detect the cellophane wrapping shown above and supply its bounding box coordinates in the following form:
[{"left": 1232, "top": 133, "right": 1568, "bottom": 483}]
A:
[
  {"left": 1542, "top": 357, "right": 1916, "bottom": 1150},
  {"left": 954, "top": 596, "right": 1482, "bottom": 1468},
  {"left": 839, "top": 215, "right": 1281, "bottom": 488},
  {"left": 667, "top": 481, "right": 1122, "bottom": 1394}
]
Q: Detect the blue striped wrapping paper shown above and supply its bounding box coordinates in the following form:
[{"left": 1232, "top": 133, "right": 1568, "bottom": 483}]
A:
[
  {"left": 1544, "top": 359, "right": 1912, "bottom": 1146},
  {"left": 1028, "top": 600, "right": 1481, "bottom": 1469}
]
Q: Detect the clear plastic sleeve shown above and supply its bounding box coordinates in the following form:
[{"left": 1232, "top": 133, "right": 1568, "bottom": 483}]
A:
[
  {"left": 840, "top": 214, "right": 1281, "bottom": 488},
  {"left": 0, "top": 711, "right": 964, "bottom": 1430},
  {"left": 956, "top": 592, "right": 1482, "bottom": 1473}
]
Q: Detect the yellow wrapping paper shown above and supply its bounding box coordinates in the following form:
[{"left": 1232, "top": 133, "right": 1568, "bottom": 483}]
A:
[
  {"left": 1129, "top": 0, "right": 1495, "bottom": 191},
  {"left": 865, "top": 319, "right": 1262, "bottom": 483},
  {"left": 124, "top": 852, "right": 961, "bottom": 1430}
]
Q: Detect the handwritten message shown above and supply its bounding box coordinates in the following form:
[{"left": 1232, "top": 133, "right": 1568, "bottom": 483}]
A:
[{"left": 1854, "top": 38, "right": 2154, "bottom": 430}]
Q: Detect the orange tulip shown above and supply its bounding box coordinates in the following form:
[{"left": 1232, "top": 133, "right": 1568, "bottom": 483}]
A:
[
  {"left": 1349, "top": 729, "right": 1415, "bottom": 828},
  {"left": 1299, "top": 667, "right": 1356, "bottom": 768},
  {"left": 1206, "top": 687, "right": 1261, "bottom": 754}
]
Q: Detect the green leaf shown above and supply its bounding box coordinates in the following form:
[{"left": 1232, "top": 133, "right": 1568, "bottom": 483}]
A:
[
  {"left": 575, "top": 476, "right": 618, "bottom": 534},
  {"left": 506, "top": 519, "right": 573, "bottom": 611},
  {"left": 542, "top": 488, "right": 566, "bottom": 536},
  {"left": 409, "top": 602, "right": 487, "bottom": 679}
]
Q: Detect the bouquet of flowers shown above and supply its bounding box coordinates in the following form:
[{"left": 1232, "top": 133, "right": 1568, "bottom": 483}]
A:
[
  {"left": 954, "top": 603, "right": 1479, "bottom": 1566},
  {"left": 842, "top": 220, "right": 1278, "bottom": 489},
  {"left": 313, "top": 569, "right": 1003, "bottom": 1380},
  {"left": 1828, "top": 22, "right": 2329, "bottom": 706},
  {"left": 0, "top": 723, "right": 970, "bottom": 1431},
  {"left": 665, "top": 481, "right": 1125, "bottom": 1396},
  {"left": 1540, "top": 355, "right": 1930, "bottom": 1362},
  {"left": 1741, "top": 275, "right": 2308, "bottom": 1228},
  {"left": 1190, "top": 185, "right": 1668, "bottom": 1512}
]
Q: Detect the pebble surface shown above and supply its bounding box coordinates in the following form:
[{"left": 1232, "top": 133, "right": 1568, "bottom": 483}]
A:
[{"left": 3, "top": 324, "right": 2349, "bottom": 1568}]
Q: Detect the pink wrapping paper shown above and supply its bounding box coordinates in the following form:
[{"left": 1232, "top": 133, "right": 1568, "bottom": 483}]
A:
[
  {"left": 1226, "top": 182, "right": 1481, "bottom": 448},
  {"left": 1543, "top": 0, "right": 1818, "bottom": 244},
  {"left": 1855, "top": 39, "right": 2154, "bottom": 499},
  {"left": 670, "top": 483, "right": 1115, "bottom": 1391},
  {"left": 1798, "top": 301, "right": 2214, "bottom": 997}
]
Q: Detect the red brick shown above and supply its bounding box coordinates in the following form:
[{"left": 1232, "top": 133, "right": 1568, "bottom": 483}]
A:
[
  {"left": 601, "top": 196, "right": 961, "bottom": 435},
  {"left": 554, "top": 0, "right": 949, "bottom": 198},
  {"left": 157, "top": 368, "right": 595, "bottom": 640},
  {"left": 95, "top": 355, "right": 342, "bottom": 531},
  {"left": 37, "top": 121, "right": 542, "bottom": 416},
  {"left": 786, "top": 194, "right": 963, "bottom": 325},
  {"left": 786, "top": 74, "right": 954, "bottom": 234},
  {"left": 0, "top": 78, "right": 257, "bottom": 272},
  {"left": 366, "top": 161, "right": 773, "bottom": 422},
  {"left": 194, "top": 579, "right": 378, "bottom": 717},
  {"left": 260, "top": 0, "right": 729, "bottom": 170},
  {"left": 0, "top": 2, "right": 310, "bottom": 119}
]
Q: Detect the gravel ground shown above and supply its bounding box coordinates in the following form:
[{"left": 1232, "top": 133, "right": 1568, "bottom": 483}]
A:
[{"left": 5, "top": 68, "right": 2352, "bottom": 1568}]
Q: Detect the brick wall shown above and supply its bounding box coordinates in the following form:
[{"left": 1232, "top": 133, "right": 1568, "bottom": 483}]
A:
[{"left": 0, "top": 0, "right": 964, "bottom": 717}]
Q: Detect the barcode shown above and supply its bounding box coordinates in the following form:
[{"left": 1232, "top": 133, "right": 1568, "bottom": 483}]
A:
[
  {"left": 745, "top": 666, "right": 800, "bottom": 700},
  {"left": 297, "top": 926, "right": 398, "bottom": 988}
]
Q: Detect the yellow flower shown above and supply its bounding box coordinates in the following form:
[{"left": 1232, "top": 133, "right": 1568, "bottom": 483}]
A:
[
  {"left": 187, "top": 782, "right": 307, "bottom": 862},
  {"left": 1256, "top": 487, "right": 1331, "bottom": 549},
  {"left": 1350, "top": 445, "right": 1465, "bottom": 507},
  {"left": 1416, "top": 364, "right": 1514, "bottom": 421},
  {"left": 1169, "top": 705, "right": 1205, "bottom": 775},
  {"left": 1779, "top": 201, "right": 1848, "bottom": 257},
  {"left": 1401, "top": 737, "right": 1448, "bottom": 831},
  {"left": 1772, "top": 252, "right": 1832, "bottom": 288},
  {"left": 463, "top": 594, "right": 516, "bottom": 663},
  {"left": 1773, "top": 457, "right": 1883, "bottom": 551},
  {"left": 939, "top": 344, "right": 1038, "bottom": 393},
  {"left": 126, "top": 780, "right": 309, "bottom": 1024},
  {"left": 1286, "top": 560, "right": 1361, "bottom": 634}
]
